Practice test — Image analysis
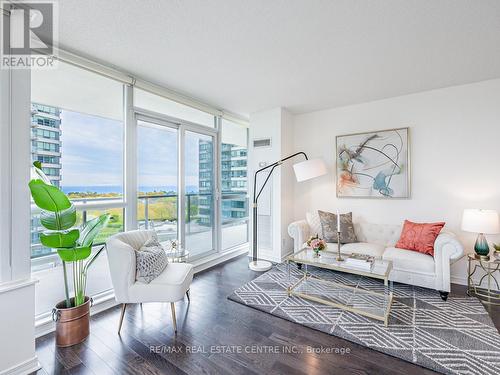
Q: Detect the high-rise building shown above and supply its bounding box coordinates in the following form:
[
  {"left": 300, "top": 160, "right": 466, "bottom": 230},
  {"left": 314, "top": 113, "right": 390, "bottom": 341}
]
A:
[
  {"left": 197, "top": 140, "right": 214, "bottom": 226},
  {"left": 198, "top": 140, "right": 248, "bottom": 226},
  {"left": 220, "top": 143, "right": 247, "bottom": 222},
  {"left": 30, "top": 103, "right": 62, "bottom": 258},
  {"left": 31, "top": 103, "right": 62, "bottom": 187}
]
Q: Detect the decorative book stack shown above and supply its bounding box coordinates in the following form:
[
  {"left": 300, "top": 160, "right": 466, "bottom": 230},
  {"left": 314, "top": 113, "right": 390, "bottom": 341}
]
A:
[{"left": 344, "top": 253, "right": 375, "bottom": 271}]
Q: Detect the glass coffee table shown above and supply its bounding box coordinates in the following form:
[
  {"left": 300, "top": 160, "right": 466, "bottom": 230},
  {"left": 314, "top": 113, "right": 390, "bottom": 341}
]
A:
[{"left": 286, "top": 248, "right": 394, "bottom": 326}]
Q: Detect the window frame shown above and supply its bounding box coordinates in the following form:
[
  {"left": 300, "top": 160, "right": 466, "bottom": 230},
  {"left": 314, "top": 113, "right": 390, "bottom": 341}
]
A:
[
  {"left": 27, "top": 78, "right": 250, "bottom": 269},
  {"left": 29, "top": 89, "right": 127, "bottom": 268},
  {"left": 133, "top": 107, "right": 220, "bottom": 262}
]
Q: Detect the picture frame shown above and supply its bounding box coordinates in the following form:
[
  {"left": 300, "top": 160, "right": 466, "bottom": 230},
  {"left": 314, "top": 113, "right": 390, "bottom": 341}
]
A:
[{"left": 335, "top": 127, "right": 410, "bottom": 199}]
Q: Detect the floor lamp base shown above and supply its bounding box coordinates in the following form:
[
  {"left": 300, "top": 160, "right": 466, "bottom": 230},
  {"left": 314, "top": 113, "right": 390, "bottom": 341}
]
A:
[{"left": 249, "top": 260, "right": 272, "bottom": 272}]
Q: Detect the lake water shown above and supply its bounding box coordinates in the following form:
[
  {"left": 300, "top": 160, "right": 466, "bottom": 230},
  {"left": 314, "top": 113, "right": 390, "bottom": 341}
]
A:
[{"left": 61, "top": 185, "right": 200, "bottom": 194}]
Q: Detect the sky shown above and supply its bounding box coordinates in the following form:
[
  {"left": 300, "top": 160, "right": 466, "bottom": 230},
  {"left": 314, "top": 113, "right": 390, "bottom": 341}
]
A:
[{"left": 60, "top": 110, "right": 204, "bottom": 189}]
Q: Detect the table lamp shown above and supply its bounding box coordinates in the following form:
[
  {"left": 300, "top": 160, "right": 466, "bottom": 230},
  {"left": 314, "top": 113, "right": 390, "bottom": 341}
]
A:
[
  {"left": 461, "top": 209, "right": 500, "bottom": 260},
  {"left": 250, "top": 153, "right": 327, "bottom": 271}
]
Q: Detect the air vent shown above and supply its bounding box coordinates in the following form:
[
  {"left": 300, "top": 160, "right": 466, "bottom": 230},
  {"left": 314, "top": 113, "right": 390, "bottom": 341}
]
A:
[{"left": 253, "top": 138, "right": 271, "bottom": 148}]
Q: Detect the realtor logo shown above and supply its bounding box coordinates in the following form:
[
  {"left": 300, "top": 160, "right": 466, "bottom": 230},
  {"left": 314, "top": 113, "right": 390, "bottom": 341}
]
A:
[{"left": 1, "top": 1, "right": 58, "bottom": 69}]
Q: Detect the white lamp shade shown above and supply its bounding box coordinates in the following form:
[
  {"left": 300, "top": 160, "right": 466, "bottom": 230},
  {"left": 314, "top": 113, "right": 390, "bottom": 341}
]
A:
[
  {"left": 293, "top": 158, "right": 327, "bottom": 182},
  {"left": 461, "top": 209, "right": 500, "bottom": 234}
]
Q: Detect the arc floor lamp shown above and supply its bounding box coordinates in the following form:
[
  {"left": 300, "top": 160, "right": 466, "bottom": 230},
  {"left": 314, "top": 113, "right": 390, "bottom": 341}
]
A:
[{"left": 250, "top": 152, "right": 327, "bottom": 271}]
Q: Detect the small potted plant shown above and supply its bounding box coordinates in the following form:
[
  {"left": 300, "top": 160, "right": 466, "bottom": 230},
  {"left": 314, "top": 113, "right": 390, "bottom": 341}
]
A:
[
  {"left": 29, "top": 162, "right": 110, "bottom": 347},
  {"left": 307, "top": 234, "right": 327, "bottom": 257},
  {"left": 493, "top": 243, "right": 500, "bottom": 261}
]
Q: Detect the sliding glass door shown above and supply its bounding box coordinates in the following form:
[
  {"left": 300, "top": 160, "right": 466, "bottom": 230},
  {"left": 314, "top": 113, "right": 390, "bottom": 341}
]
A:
[{"left": 136, "top": 113, "right": 217, "bottom": 260}]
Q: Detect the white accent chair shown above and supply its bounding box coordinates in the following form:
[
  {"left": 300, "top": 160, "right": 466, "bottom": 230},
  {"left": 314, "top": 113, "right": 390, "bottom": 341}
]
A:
[
  {"left": 288, "top": 212, "right": 464, "bottom": 300},
  {"left": 106, "top": 230, "right": 194, "bottom": 334}
]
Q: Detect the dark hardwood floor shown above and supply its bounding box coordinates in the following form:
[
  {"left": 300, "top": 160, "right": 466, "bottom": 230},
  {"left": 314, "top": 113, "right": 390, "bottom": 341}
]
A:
[{"left": 35, "top": 255, "right": 500, "bottom": 375}]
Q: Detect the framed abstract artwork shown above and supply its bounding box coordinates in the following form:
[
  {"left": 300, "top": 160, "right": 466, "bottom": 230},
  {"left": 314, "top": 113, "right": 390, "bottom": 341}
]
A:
[{"left": 336, "top": 127, "right": 410, "bottom": 198}]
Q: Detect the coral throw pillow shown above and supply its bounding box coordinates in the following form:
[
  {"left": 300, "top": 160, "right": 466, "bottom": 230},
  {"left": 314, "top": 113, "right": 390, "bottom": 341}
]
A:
[{"left": 395, "top": 220, "right": 446, "bottom": 256}]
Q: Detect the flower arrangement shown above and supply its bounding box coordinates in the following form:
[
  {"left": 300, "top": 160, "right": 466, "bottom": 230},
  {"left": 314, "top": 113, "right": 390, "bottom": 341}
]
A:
[
  {"left": 169, "top": 239, "right": 180, "bottom": 251},
  {"left": 307, "top": 234, "right": 327, "bottom": 256}
]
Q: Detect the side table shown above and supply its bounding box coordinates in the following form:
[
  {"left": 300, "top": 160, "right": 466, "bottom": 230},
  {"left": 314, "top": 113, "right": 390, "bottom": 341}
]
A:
[
  {"left": 161, "top": 242, "right": 191, "bottom": 301},
  {"left": 165, "top": 248, "right": 190, "bottom": 263},
  {"left": 467, "top": 253, "right": 500, "bottom": 305}
]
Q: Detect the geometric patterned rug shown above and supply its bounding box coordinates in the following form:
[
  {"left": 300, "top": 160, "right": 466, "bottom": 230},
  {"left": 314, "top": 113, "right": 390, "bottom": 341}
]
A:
[{"left": 228, "top": 264, "right": 500, "bottom": 375}]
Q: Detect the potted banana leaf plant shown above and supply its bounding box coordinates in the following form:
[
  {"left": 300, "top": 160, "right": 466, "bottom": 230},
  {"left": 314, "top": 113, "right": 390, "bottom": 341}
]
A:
[{"left": 29, "top": 161, "right": 110, "bottom": 347}]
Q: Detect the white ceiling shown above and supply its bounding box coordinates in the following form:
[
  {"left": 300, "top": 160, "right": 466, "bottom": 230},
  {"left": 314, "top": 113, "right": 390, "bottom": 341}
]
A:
[{"left": 53, "top": 0, "right": 500, "bottom": 117}]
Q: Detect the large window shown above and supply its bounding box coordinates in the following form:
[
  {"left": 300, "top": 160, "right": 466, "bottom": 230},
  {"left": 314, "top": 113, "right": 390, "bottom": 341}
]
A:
[
  {"left": 31, "top": 61, "right": 124, "bottom": 317},
  {"left": 28, "top": 60, "right": 249, "bottom": 319}
]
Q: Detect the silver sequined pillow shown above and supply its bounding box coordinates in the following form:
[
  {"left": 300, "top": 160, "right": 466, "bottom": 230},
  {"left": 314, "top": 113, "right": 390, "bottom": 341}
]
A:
[
  {"left": 318, "top": 210, "right": 357, "bottom": 244},
  {"left": 135, "top": 237, "right": 168, "bottom": 283}
]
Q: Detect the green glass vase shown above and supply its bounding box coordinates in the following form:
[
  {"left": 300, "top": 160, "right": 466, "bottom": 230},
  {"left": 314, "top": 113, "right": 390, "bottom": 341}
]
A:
[{"left": 474, "top": 233, "right": 490, "bottom": 258}]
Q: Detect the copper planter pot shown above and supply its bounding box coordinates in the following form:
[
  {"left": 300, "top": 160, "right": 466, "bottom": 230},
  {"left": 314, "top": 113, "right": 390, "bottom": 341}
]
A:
[{"left": 53, "top": 297, "right": 91, "bottom": 347}]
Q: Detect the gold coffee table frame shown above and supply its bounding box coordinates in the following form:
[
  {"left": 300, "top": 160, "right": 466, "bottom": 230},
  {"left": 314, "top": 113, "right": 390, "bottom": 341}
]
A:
[{"left": 286, "top": 248, "right": 394, "bottom": 326}]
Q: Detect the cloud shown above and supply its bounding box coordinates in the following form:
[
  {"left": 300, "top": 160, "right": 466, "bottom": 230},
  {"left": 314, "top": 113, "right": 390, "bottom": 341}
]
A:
[
  {"left": 60, "top": 110, "right": 123, "bottom": 187},
  {"left": 59, "top": 110, "right": 212, "bottom": 189}
]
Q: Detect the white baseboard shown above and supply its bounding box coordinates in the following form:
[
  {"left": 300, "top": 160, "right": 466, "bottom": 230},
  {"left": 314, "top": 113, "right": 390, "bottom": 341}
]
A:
[
  {"left": 193, "top": 245, "right": 249, "bottom": 273},
  {"left": 0, "top": 356, "right": 40, "bottom": 375},
  {"left": 451, "top": 276, "right": 467, "bottom": 286},
  {"left": 35, "top": 245, "right": 249, "bottom": 338}
]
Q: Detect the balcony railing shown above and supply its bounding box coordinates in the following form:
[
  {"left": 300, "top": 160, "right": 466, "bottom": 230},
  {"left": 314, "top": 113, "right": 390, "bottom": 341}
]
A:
[
  {"left": 138, "top": 192, "right": 249, "bottom": 235},
  {"left": 31, "top": 192, "right": 249, "bottom": 264}
]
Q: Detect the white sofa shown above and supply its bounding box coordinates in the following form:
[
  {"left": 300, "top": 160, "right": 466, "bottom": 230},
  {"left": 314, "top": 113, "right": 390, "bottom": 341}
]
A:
[{"left": 288, "top": 212, "right": 464, "bottom": 299}]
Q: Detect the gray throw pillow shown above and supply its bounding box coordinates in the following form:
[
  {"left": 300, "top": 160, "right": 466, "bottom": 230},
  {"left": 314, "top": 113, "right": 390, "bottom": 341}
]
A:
[
  {"left": 318, "top": 210, "right": 357, "bottom": 244},
  {"left": 135, "top": 237, "right": 168, "bottom": 283}
]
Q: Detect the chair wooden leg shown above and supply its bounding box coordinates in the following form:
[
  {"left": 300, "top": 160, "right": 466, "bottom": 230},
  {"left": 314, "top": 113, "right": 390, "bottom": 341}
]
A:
[
  {"left": 170, "top": 302, "right": 177, "bottom": 334},
  {"left": 186, "top": 289, "right": 190, "bottom": 302},
  {"left": 118, "top": 303, "right": 127, "bottom": 334}
]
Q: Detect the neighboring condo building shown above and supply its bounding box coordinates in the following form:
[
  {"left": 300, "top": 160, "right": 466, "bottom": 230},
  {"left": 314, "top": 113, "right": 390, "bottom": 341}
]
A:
[
  {"left": 30, "top": 103, "right": 62, "bottom": 259},
  {"left": 197, "top": 140, "right": 214, "bottom": 226},
  {"left": 31, "top": 103, "right": 62, "bottom": 187},
  {"left": 220, "top": 143, "right": 247, "bottom": 222},
  {"left": 198, "top": 140, "right": 248, "bottom": 227}
]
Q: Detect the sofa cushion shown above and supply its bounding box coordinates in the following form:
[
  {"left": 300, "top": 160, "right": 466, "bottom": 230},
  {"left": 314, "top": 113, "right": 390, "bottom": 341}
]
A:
[
  {"left": 135, "top": 237, "right": 169, "bottom": 283},
  {"left": 339, "top": 242, "right": 385, "bottom": 258},
  {"left": 395, "top": 220, "right": 445, "bottom": 256},
  {"left": 318, "top": 210, "right": 357, "bottom": 243},
  {"left": 383, "top": 247, "right": 435, "bottom": 274}
]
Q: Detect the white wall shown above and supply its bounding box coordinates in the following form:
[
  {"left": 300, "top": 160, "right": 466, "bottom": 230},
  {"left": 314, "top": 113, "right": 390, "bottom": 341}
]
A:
[
  {"left": 280, "top": 109, "right": 295, "bottom": 257},
  {"left": 292, "top": 79, "right": 500, "bottom": 285},
  {"left": 0, "top": 67, "right": 40, "bottom": 374},
  {"left": 249, "top": 107, "right": 295, "bottom": 262}
]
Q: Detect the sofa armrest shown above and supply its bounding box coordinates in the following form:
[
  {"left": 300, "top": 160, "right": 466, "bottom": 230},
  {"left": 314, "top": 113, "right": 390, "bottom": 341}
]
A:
[
  {"left": 288, "top": 220, "right": 311, "bottom": 253},
  {"left": 433, "top": 232, "right": 465, "bottom": 292}
]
